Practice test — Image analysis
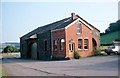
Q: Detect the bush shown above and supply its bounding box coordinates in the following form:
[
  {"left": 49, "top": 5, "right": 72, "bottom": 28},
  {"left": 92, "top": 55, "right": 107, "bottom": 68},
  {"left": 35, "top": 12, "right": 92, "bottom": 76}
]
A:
[
  {"left": 3, "top": 45, "right": 19, "bottom": 53},
  {"left": 74, "top": 51, "right": 80, "bottom": 59},
  {"left": 93, "top": 49, "right": 101, "bottom": 56}
]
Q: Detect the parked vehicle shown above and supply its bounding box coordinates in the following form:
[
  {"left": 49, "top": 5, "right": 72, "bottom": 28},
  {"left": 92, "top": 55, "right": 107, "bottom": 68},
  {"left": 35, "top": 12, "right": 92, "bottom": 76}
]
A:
[{"left": 105, "top": 45, "right": 120, "bottom": 55}]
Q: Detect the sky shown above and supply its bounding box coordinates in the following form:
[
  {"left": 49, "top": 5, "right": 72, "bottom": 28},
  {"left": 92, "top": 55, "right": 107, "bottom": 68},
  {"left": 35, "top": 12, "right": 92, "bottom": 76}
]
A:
[
  {"left": 118, "top": 1, "right": 120, "bottom": 20},
  {"left": 1, "top": 0, "right": 119, "bottom": 43}
]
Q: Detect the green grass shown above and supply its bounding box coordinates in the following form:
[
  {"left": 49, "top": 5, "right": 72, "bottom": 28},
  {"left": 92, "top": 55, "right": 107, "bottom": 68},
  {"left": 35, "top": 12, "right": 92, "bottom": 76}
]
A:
[
  {"left": 0, "top": 67, "right": 8, "bottom": 77},
  {"left": 100, "top": 31, "right": 120, "bottom": 45},
  {"left": 100, "top": 46, "right": 108, "bottom": 50},
  {"left": 0, "top": 65, "right": 2, "bottom": 77},
  {"left": 0, "top": 64, "right": 7, "bottom": 77}
]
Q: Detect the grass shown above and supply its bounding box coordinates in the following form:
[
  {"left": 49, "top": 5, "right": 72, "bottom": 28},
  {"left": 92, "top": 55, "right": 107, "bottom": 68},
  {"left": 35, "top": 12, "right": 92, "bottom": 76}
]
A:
[
  {"left": 0, "top": 52, "right": 20, "bottom": 77},
  {"left": 0, "top": 63, "right": 2, "bottom": 77},
  {"left": 0, "top": 60, "right": 8, "bottom": 77},
  {"left": 0, "top": 67, "right": 8, "bottom": 77},
  {"left": 100, "top": 31, "right": 120, "bottom": 45},
  {"left": 100, "top": 46, "right": 109, "bottom": 50},
  {"left": 1, "top": 52, "right": 20, "bottom": 58},
  {"left": 0, "top": 53, "right": 19, "bottom": 77}
]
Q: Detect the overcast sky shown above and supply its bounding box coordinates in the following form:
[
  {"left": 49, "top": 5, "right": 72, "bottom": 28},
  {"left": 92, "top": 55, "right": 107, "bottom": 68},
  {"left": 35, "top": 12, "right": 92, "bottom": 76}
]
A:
[{"left": 1, "top": 0, "right": 119, "bottom": 43}]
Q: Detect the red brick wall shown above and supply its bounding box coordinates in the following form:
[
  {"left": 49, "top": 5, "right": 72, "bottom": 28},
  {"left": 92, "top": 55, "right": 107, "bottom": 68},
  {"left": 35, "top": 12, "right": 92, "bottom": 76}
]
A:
[
  {"left": 51, "top": 29, "right": 66, "bottom": 58},
  {"left": 52, "top": 20, "right": 100, "bottom": 59},
  {"left": 65, "top": 21, "right": 100, "bottom": 58},
  {"left": 65, "top": 22, "right": 79, "bottom": 58}
]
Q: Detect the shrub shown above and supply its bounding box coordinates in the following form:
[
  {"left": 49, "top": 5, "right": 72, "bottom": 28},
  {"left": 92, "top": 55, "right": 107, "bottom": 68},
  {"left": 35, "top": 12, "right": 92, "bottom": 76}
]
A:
[
  {"left": 3, "top": 45, "right": 18, "bottom": 53},
  {"left": 74, "top": 51, "right": 80, "bottom": 59},
  {"left": 93, "top": 49, "right": 101, "bottom": 56}
]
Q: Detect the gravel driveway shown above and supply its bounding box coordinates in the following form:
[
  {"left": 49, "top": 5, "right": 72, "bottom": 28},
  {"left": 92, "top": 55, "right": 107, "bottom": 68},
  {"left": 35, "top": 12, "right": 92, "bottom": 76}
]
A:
[{"left": 2, "top": 55, "right": 119, "bottom": 76}]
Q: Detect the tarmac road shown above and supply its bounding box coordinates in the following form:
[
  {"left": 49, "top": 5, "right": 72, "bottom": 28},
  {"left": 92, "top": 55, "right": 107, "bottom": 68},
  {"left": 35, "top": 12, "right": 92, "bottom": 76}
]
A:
[{"left": 2, "top": 55, "right": 119, "bottom": 76}]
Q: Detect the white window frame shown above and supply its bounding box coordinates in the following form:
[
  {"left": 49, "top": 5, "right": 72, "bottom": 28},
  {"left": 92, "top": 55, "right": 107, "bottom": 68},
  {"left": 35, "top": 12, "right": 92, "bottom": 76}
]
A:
[
  {"left": 78, "top": 39, "right": 83, "bottom": 50},
  {"left": 84, "top": 38, "right": 89, "bottom": 50},
  {"left": 77, "top": 22, "right": 81, "bottom": 34},
  {"left": 60, "top": 39, "right": 65, "bottom": 51}
]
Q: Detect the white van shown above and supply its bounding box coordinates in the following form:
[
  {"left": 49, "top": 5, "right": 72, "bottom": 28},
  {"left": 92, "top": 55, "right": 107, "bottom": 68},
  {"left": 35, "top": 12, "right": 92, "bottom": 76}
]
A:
[{"left": 105, "top": 45, "right": 120, "bottom": 55}]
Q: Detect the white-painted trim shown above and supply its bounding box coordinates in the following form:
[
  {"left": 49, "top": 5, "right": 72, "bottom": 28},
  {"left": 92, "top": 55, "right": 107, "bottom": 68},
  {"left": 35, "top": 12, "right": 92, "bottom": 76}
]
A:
[
  {"left": 78, "top": 36, "right": 83, "bottom": 39},
  {"left": 79, "top": 18, "right": 93, "bottom": 30},
  {"left": 84, "top": 38, "right": 89, "bottom": 51},
  {"left": 78, "top": 49, "right": 82, "bottom": 50},
  {"left": 65, "top": 18, "right": 93, "bottom": 30},
  {"left": 78, "top": 38, "right": 83, "bottom": 51},
  {"left": 84, "top": 37, "right": 89, "bottom": 39},
  {"left": 77, "top": 33, "right": 81, "bottom": 35},
  {"left": 29, "top": 34, "right": 37, "bottom": 38},
  {"left": 84, "top": 49, "right": 88, "bottom": 50},
  {"left": 51, "top": 18, "right": 94, "bottom": 32},
  {"left": 65, "top": 19, "right": 79, "bottom": 29}
]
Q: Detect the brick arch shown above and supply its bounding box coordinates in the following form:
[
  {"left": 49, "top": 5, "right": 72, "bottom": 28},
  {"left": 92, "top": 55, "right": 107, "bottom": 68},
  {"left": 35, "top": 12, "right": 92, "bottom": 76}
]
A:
[
  {"left": 27, "top": 38, "right": 37, "bottom": 59},
  {"left": 92, "top": 38, "right": 97, "bottom": 51}
]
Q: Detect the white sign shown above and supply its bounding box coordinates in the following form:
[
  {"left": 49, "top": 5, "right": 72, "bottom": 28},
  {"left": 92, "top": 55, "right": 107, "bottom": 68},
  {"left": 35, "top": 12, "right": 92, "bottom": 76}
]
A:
[{"left": 61, "top": 39, "right": 65, "bottom": 42}]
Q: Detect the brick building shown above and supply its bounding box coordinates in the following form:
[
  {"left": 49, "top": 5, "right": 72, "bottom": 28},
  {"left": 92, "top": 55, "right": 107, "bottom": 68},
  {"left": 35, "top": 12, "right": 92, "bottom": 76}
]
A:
[{"left": 20, "top": 13, "right": 100, "bottom": 60}]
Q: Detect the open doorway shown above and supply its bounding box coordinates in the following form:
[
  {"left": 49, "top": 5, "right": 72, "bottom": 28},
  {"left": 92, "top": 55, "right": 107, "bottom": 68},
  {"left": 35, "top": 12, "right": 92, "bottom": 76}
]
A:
[
  {"left": 31, "top": 42, "right": 37, "bottom": 60},
  {"left": 27, "top": 39, "right": 38, "bottom": 60},
  {"left": 92, "top": 38, "right": 97, "bottom": 51}
]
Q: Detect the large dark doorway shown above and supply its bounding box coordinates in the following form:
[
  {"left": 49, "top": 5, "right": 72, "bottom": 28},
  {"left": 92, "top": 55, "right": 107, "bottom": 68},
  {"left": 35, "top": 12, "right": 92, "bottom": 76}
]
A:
[
  {"left": 27, "top": 39, "right": 38, "bottom": 60},
  {"left": 92, "top": 38, "right": 97, "bottom": 51},
  {"left": 31, "top": 42, "right": 37, "bottom": 60}
]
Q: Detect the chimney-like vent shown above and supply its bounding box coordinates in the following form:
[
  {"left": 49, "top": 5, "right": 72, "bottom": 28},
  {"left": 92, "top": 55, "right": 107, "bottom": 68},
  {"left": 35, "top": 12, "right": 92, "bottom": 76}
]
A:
[{"left": 71, "top": 13, "right": 77, "bottom": 20}]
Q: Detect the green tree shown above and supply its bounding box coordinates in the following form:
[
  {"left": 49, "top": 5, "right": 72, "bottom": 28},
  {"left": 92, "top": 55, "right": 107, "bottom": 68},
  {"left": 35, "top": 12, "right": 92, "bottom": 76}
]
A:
[{"left": 3, "top": 45, "right": 18, "bottom": 53}]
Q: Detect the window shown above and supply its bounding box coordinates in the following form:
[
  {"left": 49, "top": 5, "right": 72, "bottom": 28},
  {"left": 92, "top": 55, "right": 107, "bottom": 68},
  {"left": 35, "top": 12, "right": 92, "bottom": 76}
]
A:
[
  {"left": 53, "top": 40, "right": 57, "bottom": 51},
  {"left": 69, "top": 44, "right": 71, "bottom": 51},
  {"left": 78, "top": 39, "right": 82, "bottom": 50},
  {"left": 77, "top": 29, "right": 80, "bottom": 34},
  {"left": 69, "top": 43, "right": 74, "bottom": 52},
  {"left": 84, "top": 39, "right": 89, "bottom": 50},
  {"left": 77, "top": 22, "right": 81, "bottom": 28},
  {"left": 44, "top": 40, "right": 47, "bottom": 51},
  {"left": 60, "top": 39, "right": 65, "bottom": 50},
  {"left": 72, "top": 44, "right": 74, "bottom": 51},
  {"left": 77, "top": 22, "right": 81, "bottom": 34}
]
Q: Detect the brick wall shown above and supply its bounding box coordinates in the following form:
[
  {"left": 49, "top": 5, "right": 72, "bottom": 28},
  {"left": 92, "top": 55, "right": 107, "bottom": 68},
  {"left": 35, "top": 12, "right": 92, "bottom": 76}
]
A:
[
  {"left": 37, "top": 30, "right": 52, "bottom": 60},
  {"left": 65, "top": 21, "right": 100, "bottom": 58},
  {"left": 51, "top": 29, "right": 66, "bottom": 59}
]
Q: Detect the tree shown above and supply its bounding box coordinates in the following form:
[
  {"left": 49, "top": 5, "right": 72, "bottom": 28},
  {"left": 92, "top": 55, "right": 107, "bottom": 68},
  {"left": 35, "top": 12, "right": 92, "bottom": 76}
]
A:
[
  {"left": 3, "top": 45, "right": 18, "bottom": 53},
  {"left": 101, "top": 19, "right": 120, "bottom": 36}
]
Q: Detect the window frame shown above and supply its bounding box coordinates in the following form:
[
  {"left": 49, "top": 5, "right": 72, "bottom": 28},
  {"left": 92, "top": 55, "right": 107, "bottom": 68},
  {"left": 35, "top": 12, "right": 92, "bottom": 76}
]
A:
[
  {"left": 84, "top": 39, "right": 89, "bottom": 50},
  {"left": 77, "top": 22, "right": 81, "bottom": 34},
  {"left": 44, "top": 40, "right": 47, "bottom": 51},
  {"left": 60, "top": 39, "right": 65, "bottom": 51},
  {"left": 78, "top": 39, "right": 83, "bottom": 50},
  {"left": 69, "top": 43, "right": 74, "bottom": 52},
  {"left": 53, "top": 40, "right": 57, "bottom": 51}
]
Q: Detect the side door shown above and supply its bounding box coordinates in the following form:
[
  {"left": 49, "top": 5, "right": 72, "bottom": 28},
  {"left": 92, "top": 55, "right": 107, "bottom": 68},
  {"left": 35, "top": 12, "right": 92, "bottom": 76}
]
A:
[{"left": 69, "top": 43, "right": 75, "bottom": 58}]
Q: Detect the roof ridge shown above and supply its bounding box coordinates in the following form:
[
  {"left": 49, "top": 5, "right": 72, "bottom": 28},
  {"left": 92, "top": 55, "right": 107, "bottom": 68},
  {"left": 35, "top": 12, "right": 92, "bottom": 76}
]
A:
[
  {"left": 51, "top": 17, "right": 72, "bottom": 30},
  {"left": 21, "top": 17, "right": 72, "bottom": 39},
  {"left": 21, "top": 14, "right": 100, "bottom": 39},
  {"left": 38, "top": 17, "right": 71, "bottom": 33}
]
